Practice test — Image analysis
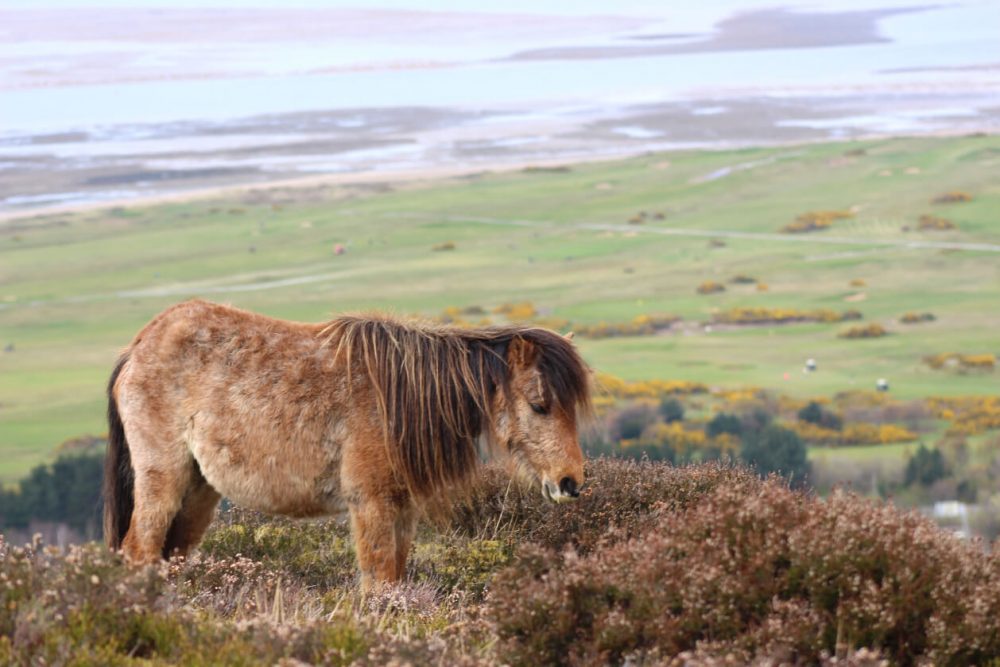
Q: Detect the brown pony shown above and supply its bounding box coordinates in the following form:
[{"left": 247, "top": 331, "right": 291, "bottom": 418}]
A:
[{"left": 104, "top": 299, "right": 591, "bottom": 588}]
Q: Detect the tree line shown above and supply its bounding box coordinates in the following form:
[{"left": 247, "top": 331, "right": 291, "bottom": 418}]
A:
[{"left": 0, "top": 438, "right": 104, "bottom": 540}]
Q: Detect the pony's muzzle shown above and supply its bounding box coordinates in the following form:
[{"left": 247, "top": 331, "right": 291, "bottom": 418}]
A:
[
  {"left": 559, "top": 476, "right": 579, "bottom": 498},
  {"left": 542, "top": 476, "right": 581, "bottom": 503}
]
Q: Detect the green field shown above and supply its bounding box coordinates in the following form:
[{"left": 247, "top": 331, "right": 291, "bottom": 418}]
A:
[{"left": 1, "top": 135, "right": 998, "bottom": 481}]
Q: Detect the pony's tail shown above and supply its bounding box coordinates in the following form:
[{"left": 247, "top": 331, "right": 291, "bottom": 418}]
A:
[{"left": 103, "top": 352, "right": 134, "bottom": 550}]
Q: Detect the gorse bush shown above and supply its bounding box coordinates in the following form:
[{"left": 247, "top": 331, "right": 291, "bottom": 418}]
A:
[
  {"left": 917, "top": 215, "right": 956, "bottom": 231},
  {"left": 781, "top": 209, "right": 853, "bottom": 233},
  {"left": 928, "top": 395, "right": 1000, "bottom": 435},
  {"left": 924, "top": 352, "right": 995, "bottom": 372},
  {"left": 838, "top": 323, "right": 888, "bottom": 339},
  {"left": 900, "top": 311, "right": 936, "bottom": 324},
  {"left": 931, "top": 191, "right": 972, "bottom": 204},
  {"left": 435, "top": 303, "right": 680, "bottom": 339},
  {"left": 596, "top": 373, "right": 708, "bottom": 399},
  {"left": 573, "top": 313, "right": 680, "bottom": 339},
  {"left": 492, "top": 301, "right": 537, "bottom": 321},
  {"left": 696, "top": 281, "right": 726, "bottom": 294},
  {"left": 786, "top": 421, "right": 917, "bottom": 446},
  {"left": 713, "top": 307, "right": 861, "bottom": 325}
]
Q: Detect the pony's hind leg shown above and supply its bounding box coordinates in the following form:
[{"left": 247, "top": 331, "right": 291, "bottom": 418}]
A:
[
  {"left": 162, "top": 466, "right": 221, "bottom": 559},
  {"left": 120, "top": 422, "right": 198, "bottom": 565},
  {"left": 122, "top": 464, "right": 190, "bottom": 564}
]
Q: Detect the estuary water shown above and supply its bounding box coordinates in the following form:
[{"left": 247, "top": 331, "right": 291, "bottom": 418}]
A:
[{"left": 1, "top": 0, "right": 998, "bottom": 212}]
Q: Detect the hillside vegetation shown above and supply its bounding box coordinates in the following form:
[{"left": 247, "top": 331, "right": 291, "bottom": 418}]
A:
[
  {"left": 1, "top": 135, "right": 998, "bottom": 481},
  {"left": 2, "top": 458, "right": 1000, "bottom": 665}
]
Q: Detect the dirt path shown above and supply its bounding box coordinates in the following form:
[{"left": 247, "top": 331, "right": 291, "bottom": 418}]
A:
[{"left": 441, "top": 215, "right": 1000, "bottom": 254}]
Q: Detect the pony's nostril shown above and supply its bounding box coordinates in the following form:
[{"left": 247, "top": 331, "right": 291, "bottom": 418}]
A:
[{"left": 559, "top": 476, "right": 579, "bottom": 498}]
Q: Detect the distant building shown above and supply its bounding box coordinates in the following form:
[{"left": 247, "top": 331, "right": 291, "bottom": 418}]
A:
[{"left": 929, "top": 501, "right": 970, "bottom": 539}]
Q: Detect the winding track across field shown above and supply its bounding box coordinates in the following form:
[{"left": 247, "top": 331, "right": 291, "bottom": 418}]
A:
[{"left": 438, "top": 214, "right": 1000, "bottom": 254}]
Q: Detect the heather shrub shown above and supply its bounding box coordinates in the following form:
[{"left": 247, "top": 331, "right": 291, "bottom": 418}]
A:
[
  {"left": 489, "top": 479, "right": 1000, "bottom": 665},
  {"left": 451, "top": 459, "right": 758, "bottom": 556},
  {"left": 411, "top": 536, "right": 514, "bottom": 597},
  {"left": 7, "top": 457, "right": 1000, "bottom": 664},
  {"left": 201, "top": 508, "right": 358, "bottom": 589},
  {"left": 0, "top": 537, "right": 375, "bottom": 665}
]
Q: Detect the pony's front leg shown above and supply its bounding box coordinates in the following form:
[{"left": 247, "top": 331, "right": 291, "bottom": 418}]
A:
[
  {"left": 349, "top": 495, "right": 412, "bottom": 590},
  {"left": 393, "top": 504, "right": 416, "bottom": 579}
]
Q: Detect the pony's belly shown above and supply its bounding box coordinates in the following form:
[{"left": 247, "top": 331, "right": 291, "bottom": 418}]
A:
[{"left": 189, "top": 436, "right": 345, "bottom": 518}]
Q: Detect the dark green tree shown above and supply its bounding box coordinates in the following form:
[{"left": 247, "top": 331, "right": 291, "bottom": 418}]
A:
[
  {"left": 740, "top": 424, "right": 810, "bottom": 486},
  {"left": 707, "top": 412, "right": 743, "bottom": 438},
  {"left": 0, "top": 451, "right": 104, "bottom": 539},
  {"left": 658, "top": 398, "right": 685, "bottom": 424},
  {"left": 608, "top": 404, "right": 659, "bottom": 442},
  {"left": 904, "top": 445, "right": 949, "bottom": 487},
  {"left": 741, "top": 408, "right": 774, "bottom": 434},
  {"left": 798, "top": 401, "right": 843, "bottom": 431}
]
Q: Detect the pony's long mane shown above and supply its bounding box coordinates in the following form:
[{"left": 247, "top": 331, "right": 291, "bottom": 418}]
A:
[{"left": 320, "top": 315, "right": 592, "bottom": 499}]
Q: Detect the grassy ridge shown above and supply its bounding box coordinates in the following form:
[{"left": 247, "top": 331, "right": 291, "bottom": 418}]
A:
[{"left": 1, "top": 136, "right": 998, "bottom": 480}]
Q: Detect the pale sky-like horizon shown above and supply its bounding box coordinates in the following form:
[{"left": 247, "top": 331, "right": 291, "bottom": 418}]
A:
[{"left": 1, "top": 0, "right": 961, "bottom": 13}]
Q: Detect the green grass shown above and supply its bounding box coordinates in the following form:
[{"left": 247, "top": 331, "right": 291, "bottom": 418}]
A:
[{"left": 1, "top": 135, "right": 998, "bottom": 481}]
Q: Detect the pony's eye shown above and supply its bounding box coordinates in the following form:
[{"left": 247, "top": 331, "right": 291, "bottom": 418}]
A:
[{"left": 530, "top": 403, "right": 548, "bottom": 415}]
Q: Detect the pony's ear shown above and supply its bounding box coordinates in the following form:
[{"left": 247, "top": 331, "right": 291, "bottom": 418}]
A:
[{"left": 508, "top": 336, "right": 539, "bottom": 369}]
